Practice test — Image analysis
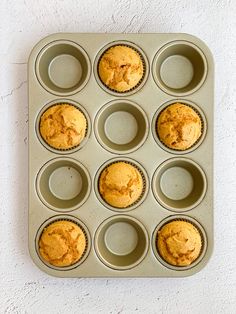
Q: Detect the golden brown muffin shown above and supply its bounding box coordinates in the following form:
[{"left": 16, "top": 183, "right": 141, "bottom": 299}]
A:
[
  {"left": 99, "top": 162, "right": 143, "bottom": 208},
  {"left": 40, "top": 104, "right": 87, "bottom": 150},
  {"left": 157, "top": 103, "right": 202, "bottom": 150},
  {"left": 39, "top": 220, "right": 86, "bottom": 267},
  {"left": 98, "top": 45, "right": 144, "bottom": 92},
  {"left": 157, "top": 220, "right": 202, "bottom": 266}
]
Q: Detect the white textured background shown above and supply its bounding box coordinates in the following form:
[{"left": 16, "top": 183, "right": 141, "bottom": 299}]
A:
[{"left": 1, "top": 0, "right": 236, "bottom": 313}]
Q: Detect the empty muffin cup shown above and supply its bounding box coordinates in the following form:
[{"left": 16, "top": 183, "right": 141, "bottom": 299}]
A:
[
  {"left": 152, "top": 158, "right": 207, "bottom": 212},
  {"left": 94, "top": 41, "right": 149, "bottom": 96},
  {"left": 95, "top": 158, "right": 148, "bottom": 211},
  {"left": 95, "top": 215, "right": 149, "bottom": 270},
  {"left": 36, "top": 40, "right": 90, "bottom": 95},
  {"left": 152, "top": 215, "right": 207, "bottom": 270},
  {"left": 152, "top": 100, "right": 207, "bottom": 154},
  {"left": 95, "top": 100, "right": 148, "bottom": 154},
  {"left": 36, "top": 100, "right": 91, "bottom": 154},
  {"left": 36, "top": 215, "right": 91, "bottom": 270},
  {"left": 152, "top": 41, "right": 207, "bottom": 96},
  {"left": 36, "top": 158, "right": 91, "bottom": 212}
]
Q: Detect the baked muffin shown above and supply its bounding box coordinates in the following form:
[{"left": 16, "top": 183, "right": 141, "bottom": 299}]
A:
[
  {"left": 98, "top": 45, "right": 144, "bottom": 92},
  {"left": 157, "top": 103, "right": 202, "bottom": 150},
  {"left": 99, "top": 162, "right": 143, "bottom": 208},
  {"left": 40, "top": 103, "right": 87, "bottom": 150},
  {"left": 39, "top": 220, "right": 86, "bottom": 267},
  {"left": 157, "top": 220, "right": 202, "bottom": 266}
]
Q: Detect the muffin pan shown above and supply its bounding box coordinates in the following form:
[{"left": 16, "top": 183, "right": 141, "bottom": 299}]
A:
[{"left": 28, "top": 33, "right": 214, "bottom": 277}]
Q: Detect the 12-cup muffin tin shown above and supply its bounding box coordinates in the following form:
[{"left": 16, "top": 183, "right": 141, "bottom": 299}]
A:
[{"left": 28, "top": 33, "right": 214, "bottom": 277}]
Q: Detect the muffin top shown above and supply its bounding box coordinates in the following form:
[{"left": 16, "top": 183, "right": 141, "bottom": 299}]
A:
[
  {"left": 157, "top": 103, "right": 202, "bottom": 150},
  {"left": 157, "top": 220, "right": 202, "bottom": 266},
  {"left": 99, "top": 162, "right": 143, "bottom": 208},
  {"left": 40, "top": 104, "right": 87, "bottom": 150},
  {"left": 98, "top": 45, "right": 144, "bottom": 92},
  {"left": 39, "top": 220, "right": 86, "bottom": 267}
]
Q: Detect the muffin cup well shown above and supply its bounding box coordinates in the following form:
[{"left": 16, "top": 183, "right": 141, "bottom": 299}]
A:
[
  {"left": 35, "top": 215, "right": 91, "bottom": 271},
  {"left": 95, "top": 157, "right": 149, "bottom": 212},
  {"left": 94, "top": 100, "right": 148, "bottom": 154},
  {"left": 95, "top": 215, "right": 149, "bottom": 270},
  {"left": 35, "top": 40, "right": 91, "bottom": 96},
  {"left": 94, "top": 41, "right": 149, "bottom": 96},
  {"left": 152, "top": 215, "right": 207, "bottom": 271},
  {"left": 152, "top": 158, "right": 207, "bottom": 212},
  {"left": 152, "top": 41, "right": 207, "bottom": 96},
  {"left": 36, "top": 100, "right": 91, "bottom": 154},
  {"left": 152, "top": 100, "right": 207, "bottom": 154},
  {"left": 36, "top": 158, "right": 91, "bottom": 212}
]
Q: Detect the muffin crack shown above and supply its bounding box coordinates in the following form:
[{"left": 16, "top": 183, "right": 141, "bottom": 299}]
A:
[
  {"left": 40, "top": 104, "right": 87, "bottom": 149},
  {"left": 102, "top": 57, "right": 133, "bottom": 86},
  {"left": 157, "top": 221, "right": 202, "bottom": 266},
  {"left": 98, "top": 45, "right": 144, "bottom": 92},
  {"left": 163, "top": 232, "right": 196, "bottom": 263},
  {"left": 101, "top": 173, "right": 140, "bottom": 196},
  {"left": 157, "top": 103, "right": 202, "bottom": 150},
  {"left": 99, "top": 162, "right": 143, "bottom": 208},
  {"left": 39, "top": 221, "right": 86, "bottom": 267}
]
